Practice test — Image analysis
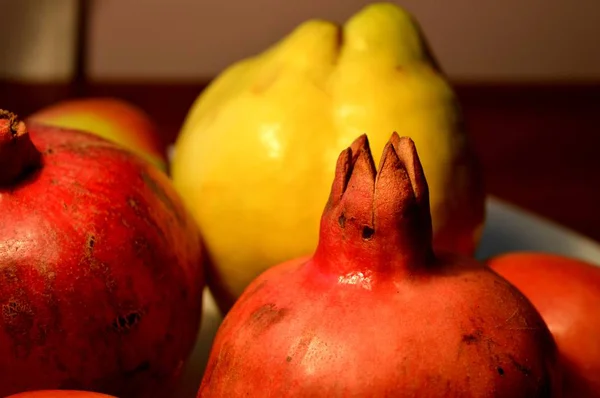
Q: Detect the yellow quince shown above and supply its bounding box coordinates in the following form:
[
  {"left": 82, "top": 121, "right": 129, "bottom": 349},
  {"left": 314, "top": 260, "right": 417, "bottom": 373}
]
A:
[{"left": 172, "top": 2, "right": 486, "bottom": 313}]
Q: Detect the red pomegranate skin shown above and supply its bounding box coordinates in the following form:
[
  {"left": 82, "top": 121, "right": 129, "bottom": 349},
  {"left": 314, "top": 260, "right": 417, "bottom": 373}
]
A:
[
  {"left": 488, "top": 252, "right": 600, "bottom": 398},
  {"left": 0, "top": 115, "right": 205, "bottom": 397},
  {"left": 198, "top": 134, "right": 561, "bottom": 397},
  {"left": 6, "top": 390, "right": 116, "bottom": 398}
]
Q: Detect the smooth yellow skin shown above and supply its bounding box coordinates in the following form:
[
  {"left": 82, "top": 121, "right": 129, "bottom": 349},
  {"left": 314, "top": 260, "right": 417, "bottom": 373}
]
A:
[{"left": 172, "top": 3, "right": 485, "bottom": 311}]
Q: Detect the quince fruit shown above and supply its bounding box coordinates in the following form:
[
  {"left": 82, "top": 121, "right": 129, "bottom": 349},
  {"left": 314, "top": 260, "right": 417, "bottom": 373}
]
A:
[{"left": 172, "top": 2, "right": 485, "bottom": 312}]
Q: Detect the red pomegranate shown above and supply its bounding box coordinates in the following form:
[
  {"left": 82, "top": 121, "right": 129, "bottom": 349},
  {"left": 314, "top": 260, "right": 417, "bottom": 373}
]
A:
[
  {"left": 0, "top": 110, "right": 205, "bottom": 397},
  {"left": 198, "top": 133, "right": 561, "bottom": 397},
  {"left": 6, "top": 391, "right": 116, "bottom": 398},
  {"left": 488, "top": 252, "right": 600, "bottom": 398}
]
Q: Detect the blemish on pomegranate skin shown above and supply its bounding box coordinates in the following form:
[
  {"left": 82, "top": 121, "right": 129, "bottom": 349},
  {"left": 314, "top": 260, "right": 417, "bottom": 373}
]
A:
[
  {"left": 285, "top": 330, "right": 317, "bottom": 368},
  {"left": 2, "top": 299, "right": 32, "bottom": 321},
  {"left": 112, "top": 311, "right": 143, "bottom": 334},
  {"left": 497, "top": 367, "right": 505, "bottom": 376},
  {"left": 338, "top": 213, "right": 346, "bottom": 228},
  {"left": 460, "top": 327, "right": 484, "bottom": 346},
  {"left": 361, "top": 226, "right": 374, "bottom": 240},
  {"left": 249, "top": 303, "right": 288, "bottom": 335},
  {"left": 86, "top": 234, "right": 96, "bottom": 250},
  {"left": 508, "top": 354, "right": 532, "bottom": 376},
  {"left": 461, "top": 333, "right": 480, "bottom": 345}
]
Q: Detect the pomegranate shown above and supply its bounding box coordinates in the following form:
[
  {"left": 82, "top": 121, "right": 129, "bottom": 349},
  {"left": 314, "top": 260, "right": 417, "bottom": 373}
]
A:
[
  {"left": 488, "top": 252, "right": 600, "bottom": 398},
  {"left": 0, "top": 110, "right": 205, "bottom": 397},
  {"left": 6, "top": 391, "right": 116, "bottom": 398},
  {"left": 198, "top": 133, "right": 561, "bottom": 397}
]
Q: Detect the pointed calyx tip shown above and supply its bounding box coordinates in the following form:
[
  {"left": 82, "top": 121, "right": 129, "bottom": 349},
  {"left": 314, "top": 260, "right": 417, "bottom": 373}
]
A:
[
  {"left": 380, "top": 132, "right": 429, "bottom": 207},
  {"left": 324, "top": 132, "right": 433, "bottom": 257},
  {"left": 328, "top": 134, "right": 374, "bottom": 205},
  {"left": 329, "top": 132, "right": 429, "bottom": 209},
  {"left": 0, "top": 109, "right": 42, "bottom": 186}
]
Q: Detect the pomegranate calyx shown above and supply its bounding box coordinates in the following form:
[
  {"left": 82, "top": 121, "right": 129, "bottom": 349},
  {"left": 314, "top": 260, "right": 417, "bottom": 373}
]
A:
[
  {"left": 315, "top": 132, "right": 434, "bottom": 279},
  {"left": 0, "top": 110, "right": 42, "bottom": 186},
  {"left": 374, "top": 133, "right": 434, "bottom": 262}
]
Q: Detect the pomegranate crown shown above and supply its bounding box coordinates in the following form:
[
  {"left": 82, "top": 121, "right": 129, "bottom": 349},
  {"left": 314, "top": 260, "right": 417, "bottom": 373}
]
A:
[
  {"left": 315, "top": 133, "right": 434, "bottom": 274},
  {"left": 0, "top": 109, "right": 42, "bottom": 186},
  {"left": 0, "top": 110, "right": 21, "bottom": 135}
]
